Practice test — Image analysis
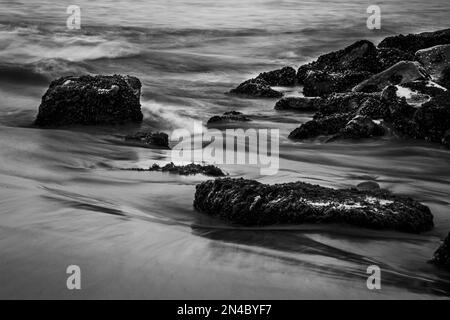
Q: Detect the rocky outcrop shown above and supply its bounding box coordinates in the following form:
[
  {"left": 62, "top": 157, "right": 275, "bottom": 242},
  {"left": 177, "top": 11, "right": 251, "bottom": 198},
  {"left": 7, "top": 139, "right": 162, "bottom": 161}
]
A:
[
  {"left": 353, "top": 61, "right": 430, "bottom": 93},
  {"left": 274, "top": 97, "right": 322, "bottom": 111},
  {"left": 378, "top": 28, "right": 450, "bottom": 54},
  {"left": 207, "top": 111, "right": 251, "bottom": 124},
  {"left": 126, "top": 162, "right": 225, "bottom": 177},
  {"left": 229, "top": 78, "right": 282, "bottom": 98},
  {"left": 302, "top": 70, "right": 371, "bottom": 97},
  {"left": 124, "top": 131, "right": 169, "bottom": 148},
  {"left": 194, "top": 178, "right": 434, "bottom": 233},
  {"left": 35, "top": 75, "right": 143, "bottom": 126},
  {"left": 229, "top": 66, "right": 296, "bottom": 98},
  {"left": 430, "top": 231, "right": 450, "bottom": 269},
  {"left": 415, "top": 44, "right": 450, "bottom": 80}
]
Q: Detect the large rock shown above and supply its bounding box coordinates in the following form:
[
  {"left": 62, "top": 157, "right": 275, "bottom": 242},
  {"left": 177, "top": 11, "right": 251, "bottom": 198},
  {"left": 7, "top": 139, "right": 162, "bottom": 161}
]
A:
[
  {"left": 415, "top": 44, "right": 450, "bottom": 80},
  {"left": 229, "top": 78, "right": 282, "bottom": 98},
  {"left": 297, "top": 40, "right": 380, "bottom": 83},
  {"left": 274, "top": 97, "right": 322, "bottom": 111},
  {"left": 378, "top": 28, "right": 450, "bottom": 54},
  {"left": 302, "top": 70, "right": 371, "bottom": 97},
  {"left": 338, "top": 115, "right": 384, "bottom": 139},
  {"left": 257, "top": 66, "right": 296, "bottom": 86},
  {"left": 430, "top": 231, "right": 450, "bottom": 269},
  {"left": 194, "top": 178, "right": 434, "bottom": 233},
  {"left": 353, "top": 61, "right": 430, "bottom": 93},
  {"left": 35, "top": 75, "right": 143, "bottom": 126},
  {"left": 377, "top": 47, "right": 415, "bottom": 71}
]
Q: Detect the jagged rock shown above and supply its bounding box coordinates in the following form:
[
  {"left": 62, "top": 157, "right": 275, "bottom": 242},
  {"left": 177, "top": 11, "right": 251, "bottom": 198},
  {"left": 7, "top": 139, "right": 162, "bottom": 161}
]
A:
[
  {"left": 430, "top": 231, "right": 450, "bottom": 268},
  {"left": 229, "top": 78, "right": 282, "bottom": 98},
  {"left": 257, "top": 66, "right": 296, "bottom": 86},
  {"left": 35, "top": 75, "right": 143, "bottom": 126},
  {"left": 288, "top": 113, "right": 351, "bottom": 140},
  {"left": 126, "top": 162, "right": 225, "bottom": 177},
  {"left": 338, "top": 116, "right": 384, "bottom": 139},
  {"left": 415, "top": 44, "right": 450, "bottom": 80},
  {"left": 353, "top": 61, "right": 430, "bottom": 93},
  {"left": 274, "top": 97, "right": 321, "bottom": 111},
  {"left": 303, "top": 70, "right": 371, "bottom": 97},
  {"left": 194, "top": 178, "right": 434, "bottom": 233},
  {"left": 124, "top": 131, "right": 169, "bottom": 148},
  {"left": 378, "top": 28, "right": 450, "bottom": 54},
  {"left": 356, "top": 181, "right": 381, "bottom": 192},
  {"left": 207, "top": 111, "right": 251, "bottom": 124}
]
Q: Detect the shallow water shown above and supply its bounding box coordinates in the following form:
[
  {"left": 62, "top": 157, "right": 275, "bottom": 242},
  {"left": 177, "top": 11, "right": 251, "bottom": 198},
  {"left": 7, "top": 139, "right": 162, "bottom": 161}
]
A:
[{"left": 0, "top": 0, "right": 450, "bottom": 299}]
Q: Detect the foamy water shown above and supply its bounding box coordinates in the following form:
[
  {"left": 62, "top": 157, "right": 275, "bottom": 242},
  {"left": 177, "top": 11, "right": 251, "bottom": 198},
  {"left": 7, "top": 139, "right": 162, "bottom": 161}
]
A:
[{"left": 0, "top": 0, "right": 450, "bottom": 299}]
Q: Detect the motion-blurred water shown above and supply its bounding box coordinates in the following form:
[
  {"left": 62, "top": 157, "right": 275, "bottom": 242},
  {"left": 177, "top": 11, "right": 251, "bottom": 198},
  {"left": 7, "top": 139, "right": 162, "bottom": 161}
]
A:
[{"left": 0, "top": 0, "right": 450, "bottom": 299}]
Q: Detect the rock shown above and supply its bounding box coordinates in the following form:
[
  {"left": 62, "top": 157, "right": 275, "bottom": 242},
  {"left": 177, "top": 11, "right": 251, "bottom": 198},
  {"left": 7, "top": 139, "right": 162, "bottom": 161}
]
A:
[
  {"left": 401, "top": 81, "right": 446, "bottom": 98},
  {"left": 438, "top": 66, "right": 450, "bottom": 89},
  {"left": 207, "top": 111, "right": 251, "bottom": 124},
  {"left": 124, "top": 131, "right": 169, "bottom": 148},
  {"left": 193, "top": 178, "right": 434, "bottom": 233},
  {"left": 257, "top": 66, "right": 296, "bottom": 86},
  {"left": 148, "top": 162, "right": 225, "bottom": 177},
  {"left": 430, "top": 231, "right": 450, "bottom": 268},
  {"left": 357, "top": 95, "right": 390, "bottom": 119},
  {"left": 338, "top": 115, "right": 385, "bottom": 139},
  {"left": 35, "top": 75, "right": 143, "bottom": 126},
  {"left": 274, "top": 97, "right": 322, "bottom": 111},
  {"left": 353, "top": 61, "right": 430, "bottom": 93},
  {"left": 442, "top": 130, "right": 450, "bottom": 148},
  {"left": 303, "top": 70, "right": 371, "bottom": 97},
  {"left": 412, "top": 91, "right": 450, "bottom": 143},
  {"left": 288, "top": 113, "right": 351, "bottom": 140},
  {"left": 229, "top": 78, "right": 282, "bottom": 98},
  {"left": 415, "top": 44, "right": 450, "bottom": 80},
  {"left": 356, "top": 181, "right": 381, "bottom": 192},
  {"left": 378, "top": 28, "right": 450, "bottom": 54},
  {"left": 314, "top": 92, "right": 378, "bottom": 118},
  {"left": 297, "top": 40, "right": 380, "bottom": 83},
  {"left": 377, "top": 47, "right": 415, "bottom": 71}
]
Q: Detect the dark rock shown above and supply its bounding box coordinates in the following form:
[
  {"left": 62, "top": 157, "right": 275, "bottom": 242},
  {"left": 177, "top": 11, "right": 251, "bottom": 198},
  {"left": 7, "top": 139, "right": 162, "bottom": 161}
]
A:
[
  {"left": 314, "top": 92, "right": 378, "bottom": 118},
  {"left": 415, "top": 44, "right": 450, "bottom": 80},
  {"left": 207, "top": 111, "right": 251, "bottom": 124},
  {"left": 412, "top": 91, "right": 450, "bottom": 143},
  {"left": 127, "top": 162, "right": 225, "bottom": 177},
  {"left": 353, "top": 61, "right": 430, "bottom": 93},
  {"left": 303, "top": 70, "right": 371, "bottom": 97},
  {"left": 356, "top": 181, "right": 381, "bottom": 192},
  {"left": 288, "top": 113, "right": 351, "bottom": 140},
  {"left": 442, "top": 130, "right": 450, "bottom": 148},
  {"left": 124, "top": 131, "right": 169, "bottom": 148},
  {"left": 402, "top": 81, "right": 445, "bottom": 98},
  {"left": 430, "top": 231, "right": 450, "bottom": 268},
  {"left": 193, "top": 178, "right": 434, "bottom": 233},
  {"left": 357, "top": 95, "right": 390, "bottom": 119},
  {"left": 257, "top": 66, "right": 296, "bottom": 86},
  {"left": 229, "top": 78, "right": 282, "bottom": 98},
  {"left": 377, "top": 47, "right": 415, "bottom": 71},
  {"left": 274, "top": 97, "right": 322, "bottom": 111},
  {"left": 297, "top": 40, "right": 380, "bottom": 83},
  {"left": 338, "top": 116, "right": 384, "bottom": 139},
  {"left": 35, "top": 75, "right": 143, "bottom": 126},
  {"left": 438, "top": 66, "right": 450, "bottom": 89},
  {"left": 378, "top": 28, "right": 450, "bottom": 54}
]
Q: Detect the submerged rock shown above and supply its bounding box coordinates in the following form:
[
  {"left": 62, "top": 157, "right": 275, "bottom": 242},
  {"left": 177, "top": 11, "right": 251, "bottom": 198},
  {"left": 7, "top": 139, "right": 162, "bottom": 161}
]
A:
[
  {"left": 194, "top": 178, "right": 434, "bottom": 233},
  {"left": 378, "top": 28, "right": 450, "bottom": 54},
  {"left": 356, "top": 181, "right": 381, "bottom": 192},
  {"left": 124, "top": 131, "right": 169, "bottom": 148},
  {"left": 229, "top": 78, "right": 282, "bottom": 98},
  {"left": 35, "top": 75, "right": 143, "bottom": 126},
  {"left": 127, "top": 162, "right": 225, "bottom": 177},
  {"left": 430, "top": 231, "right": 450, "bottom": 269},
  {"left": 274, "top": 97, "right": 321, "bottom": 111},
  {"left": 207, "top": 111, "right": 251, "bottom": 124},
  {"left": 353, "top": 61, "right": 430, "bottom": 93}
]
